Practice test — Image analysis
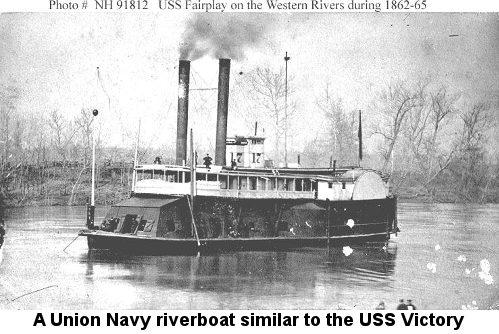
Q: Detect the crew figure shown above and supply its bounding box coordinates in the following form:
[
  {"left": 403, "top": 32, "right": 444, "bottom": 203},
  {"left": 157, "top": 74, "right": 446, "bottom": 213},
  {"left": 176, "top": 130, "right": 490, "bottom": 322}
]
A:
[
  {"left": 397, "top": 299, "right": 408, "bottom": 310},
  {"left": 203, "top": 154, "right": 212, "bottom": 169},
  {"left": 231, "top": 159, "right": 237, "bottom": 169},
  {"left": 406, "top": 299, "right": 417, "bottom": 310}
]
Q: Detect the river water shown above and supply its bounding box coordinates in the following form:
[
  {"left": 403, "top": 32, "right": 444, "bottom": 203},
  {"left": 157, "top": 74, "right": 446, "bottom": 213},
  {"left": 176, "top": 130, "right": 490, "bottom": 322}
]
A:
[{"left": 0, "top": 203, "right": 498, "bottom": 310}]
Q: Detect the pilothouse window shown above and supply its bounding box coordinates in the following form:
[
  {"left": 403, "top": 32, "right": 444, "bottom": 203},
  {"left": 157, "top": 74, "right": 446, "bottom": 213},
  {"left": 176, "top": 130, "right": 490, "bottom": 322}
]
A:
[
  {"left": 137, "top": 219, "right": 147, "bottom": 232},
  {"left": 143, "top": 220, "right": 155, "bottom": 232}
]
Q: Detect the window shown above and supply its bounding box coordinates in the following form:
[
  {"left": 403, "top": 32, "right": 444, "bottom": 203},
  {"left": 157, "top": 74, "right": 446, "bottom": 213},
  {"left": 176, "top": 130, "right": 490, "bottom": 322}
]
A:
[
  {"left": 143, "top": 220, "right": 155, "bottom": 232},
  {"left": 250, "top": 177, "right": 257, "bottom": 190},
  {"left": 166, "top": 171, "right": 177, "bottom": 182},
  {"left": 153, "top": 170, "right": 165, "bottom": 180},
  {"left": 137, "top": 170, "right": 153, "bottom": 181},
  {"left": 342, "top": 182, "right": 346, "bottom": 189},
  {"left": 137, "top": 219, "right": 147, "bottom": 232}
]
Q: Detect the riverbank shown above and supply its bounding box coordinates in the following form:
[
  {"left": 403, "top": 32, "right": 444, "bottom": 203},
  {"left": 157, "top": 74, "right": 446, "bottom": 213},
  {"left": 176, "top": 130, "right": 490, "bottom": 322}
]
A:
[{"left": 1, "top": 182, "right": 129, "bottom": 208}]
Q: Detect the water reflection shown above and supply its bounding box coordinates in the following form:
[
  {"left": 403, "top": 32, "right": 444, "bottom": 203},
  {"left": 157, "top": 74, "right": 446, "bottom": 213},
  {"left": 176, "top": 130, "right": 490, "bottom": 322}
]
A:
[
  {"left": 3, "top": 203, "right": 499, "bottom": 309},
  {"left": 324, "top": 243, "right": 397, "bottom": 286},
  {"left": 80, "top": 242, "right": 397, "bottom": 298}
]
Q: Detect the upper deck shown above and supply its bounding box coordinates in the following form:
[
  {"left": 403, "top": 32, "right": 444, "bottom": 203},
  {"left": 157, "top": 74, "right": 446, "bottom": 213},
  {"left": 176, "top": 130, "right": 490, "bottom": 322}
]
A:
[{"left": 133, "top": 164, "right": 389, "bottom": 201}]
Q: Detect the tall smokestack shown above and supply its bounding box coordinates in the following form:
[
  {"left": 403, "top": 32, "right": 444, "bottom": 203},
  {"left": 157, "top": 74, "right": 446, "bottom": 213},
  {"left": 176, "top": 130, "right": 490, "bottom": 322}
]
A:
[
  {"left": 215, "top": 58, "right": 231, "bottom": 166},
  {"left": 176, "top": 60, "right": 191, "bottom": 165}
]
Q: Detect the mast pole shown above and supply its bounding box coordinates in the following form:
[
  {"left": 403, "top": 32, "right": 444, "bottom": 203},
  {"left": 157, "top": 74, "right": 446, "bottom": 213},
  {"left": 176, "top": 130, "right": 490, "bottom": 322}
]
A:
[
  {"left": 284, "top": 52, "right": 290, "bottom": 167},
  {"left": 91, "top": 112, "right": 96, "bottom": 207},
  {"left": 190, "top": 128, "right": 195, "bottom": 204},
  {"left": 88, "top": 108, "right": 98, "bottom": 229},
  {"left": 189, "top": 128, "right": 200, "bottom": 247},
  {"left": 132, "top": 118, "right": 141, "bottom": 193}
]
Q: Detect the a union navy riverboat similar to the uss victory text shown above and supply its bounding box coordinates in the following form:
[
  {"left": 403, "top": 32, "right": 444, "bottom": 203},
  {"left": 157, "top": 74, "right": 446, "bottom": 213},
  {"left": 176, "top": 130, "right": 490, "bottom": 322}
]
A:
[{"left": 79, "top": 59, "right": 398, "bottom": 254}]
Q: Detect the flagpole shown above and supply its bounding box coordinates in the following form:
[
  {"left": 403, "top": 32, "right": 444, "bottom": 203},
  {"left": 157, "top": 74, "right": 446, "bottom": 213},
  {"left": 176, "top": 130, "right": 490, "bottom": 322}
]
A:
[
  {"left": 88, "top": 108, "right": 98, "bottom": 229},
  {"left": 91, "top": 110, "right": 97, "bottom": 207}
]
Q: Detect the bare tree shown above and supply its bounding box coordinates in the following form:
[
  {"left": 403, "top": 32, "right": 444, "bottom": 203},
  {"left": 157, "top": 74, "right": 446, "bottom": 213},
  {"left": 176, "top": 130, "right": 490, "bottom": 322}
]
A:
[
  {"left": 49, "top": 109, "right": 78, "bottom": 163},
  {"left": 74, "top": 108, "right": 95, "bottom": 166},
  {"left": 405, "top": 84, "right": 459, "bottom": 195},
  {"left": 451, "top": 102, "right": 492, "bottom": 200},
  {"left": 245, "top": 65, "right": 295, "bottom": 166},
  {"left": 372, "top": 80, "right": 419, "bottom": 173},
  {"left": 300, "top": 136, "right": 330, "bottom": 167},
  {"left": 0, "top": 83, "right": 19, "bottom": 176},
  {"left": 315, "top": 83, "right": 357, "bottom": 165}
]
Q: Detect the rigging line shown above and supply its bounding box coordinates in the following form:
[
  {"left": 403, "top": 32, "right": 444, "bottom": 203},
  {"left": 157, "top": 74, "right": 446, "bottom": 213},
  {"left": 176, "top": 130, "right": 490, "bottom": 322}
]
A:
[
  {"left": 232, "top": 70, "right": 257, "bottom": 124},
  {"left": 10, "top": 285, "right": 58, "bottom": 302},
  {"left": 233, "top": 75, "right": 253, "bottom": 116},
  {"left": 155, "top": 66, "right": 178, "bottom": 125},
  {"left": 96, "top": 67, "right": 128, "bottom": 142},
  {"left": 189, "top": 74, "right": 207, "bottom": 119},
  {"left": 190, "top": 66, "right": 212, "bottom": 88},
  {"left": 97, "top": 67, "right": 112, "bottom": 114},
  {"left": 143, "top": 93, "right": 175, "bottom": 151},
  {"left": 141, "top": 69, "right": 177, "bottom": 154},
  {"left": 63, "top": 234, "right": 80, "bottom": 252}
]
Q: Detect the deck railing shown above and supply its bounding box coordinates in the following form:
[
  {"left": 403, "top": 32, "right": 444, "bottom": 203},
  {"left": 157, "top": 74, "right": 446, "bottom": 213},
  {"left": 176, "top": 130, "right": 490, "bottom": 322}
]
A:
[{"left": 134, "top": 178, "right": 316, "bottom": 199}]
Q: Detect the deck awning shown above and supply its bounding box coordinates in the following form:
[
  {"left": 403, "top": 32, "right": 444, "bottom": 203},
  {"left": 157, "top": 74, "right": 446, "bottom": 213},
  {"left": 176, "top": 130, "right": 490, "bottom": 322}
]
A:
[{"left": 112, "top": 197, "right": 181, "bottom": 208}]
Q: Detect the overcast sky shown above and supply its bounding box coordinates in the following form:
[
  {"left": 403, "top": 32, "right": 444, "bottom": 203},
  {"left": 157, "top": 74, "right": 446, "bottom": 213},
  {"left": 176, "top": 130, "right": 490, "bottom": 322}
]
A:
[{"left": 1, "top": 12, "right": 498, "bottom": 158}]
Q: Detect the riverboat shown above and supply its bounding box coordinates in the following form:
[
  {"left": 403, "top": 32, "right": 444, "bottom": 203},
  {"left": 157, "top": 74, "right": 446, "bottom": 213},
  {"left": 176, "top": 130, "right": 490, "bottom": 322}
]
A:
[{"left": 79, "top": 59, "right": 398, "bottom": 254}]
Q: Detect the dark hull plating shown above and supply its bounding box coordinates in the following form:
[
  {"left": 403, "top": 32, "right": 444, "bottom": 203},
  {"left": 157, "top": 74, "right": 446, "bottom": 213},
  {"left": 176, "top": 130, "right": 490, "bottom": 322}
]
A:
[
  {"left": 81, "top": 230, "right": 390, "bottom": 255},
  {"left": 80, "top": 197, "right": 397, "bottom": 254}
]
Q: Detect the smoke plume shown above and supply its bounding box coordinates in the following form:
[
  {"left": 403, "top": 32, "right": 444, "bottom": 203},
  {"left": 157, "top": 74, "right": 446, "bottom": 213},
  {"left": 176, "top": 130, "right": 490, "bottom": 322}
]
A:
[{"left": 179, "top": 13, "right": 275, "bottom": 61}]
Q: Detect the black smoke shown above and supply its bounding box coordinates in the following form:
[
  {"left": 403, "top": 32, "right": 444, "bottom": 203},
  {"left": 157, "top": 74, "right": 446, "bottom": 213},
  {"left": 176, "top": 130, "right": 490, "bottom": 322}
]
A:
[{"left": 179, "top": 13, "right": 276, "bottom": 61}]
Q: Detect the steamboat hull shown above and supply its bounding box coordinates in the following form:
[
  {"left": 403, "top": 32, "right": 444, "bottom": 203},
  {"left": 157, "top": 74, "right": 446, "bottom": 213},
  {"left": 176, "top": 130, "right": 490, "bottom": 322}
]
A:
[
  {"left": 79, "top": 196, "right": 397, "bottom": 254},
  {"left": 80, "top": 231, "right": 389, "bottom": 255}
]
